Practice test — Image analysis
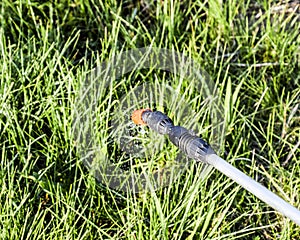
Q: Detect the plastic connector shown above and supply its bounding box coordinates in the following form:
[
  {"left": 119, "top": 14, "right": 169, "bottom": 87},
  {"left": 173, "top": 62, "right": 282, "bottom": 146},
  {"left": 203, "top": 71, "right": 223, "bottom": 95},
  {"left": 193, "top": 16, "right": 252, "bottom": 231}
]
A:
[
  {"left": 137, "top": 110, "right": 215, "bottom": 163},
  {"left": 142, "top": 111, "right": 173, "bottom": 135},
  {"left": 176, "top": 130, "right": 215, "bottom": 163}
]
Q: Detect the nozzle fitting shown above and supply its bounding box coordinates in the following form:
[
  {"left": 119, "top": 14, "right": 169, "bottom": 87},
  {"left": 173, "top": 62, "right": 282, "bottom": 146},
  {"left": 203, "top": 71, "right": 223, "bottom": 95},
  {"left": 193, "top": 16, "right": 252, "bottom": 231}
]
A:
[
  {"left": 132, "top": 109, "right": 215, "bottom": 163},
  {"left": 141, "top": 110, "right": 173, "bottom": 135}
]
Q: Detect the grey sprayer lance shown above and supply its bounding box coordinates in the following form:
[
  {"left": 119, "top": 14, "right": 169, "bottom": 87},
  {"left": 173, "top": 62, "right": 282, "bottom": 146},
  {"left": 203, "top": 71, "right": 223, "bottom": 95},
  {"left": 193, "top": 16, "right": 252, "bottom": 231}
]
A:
[{"left": 131, "top": 109, "right": 300, "bottom": 226}]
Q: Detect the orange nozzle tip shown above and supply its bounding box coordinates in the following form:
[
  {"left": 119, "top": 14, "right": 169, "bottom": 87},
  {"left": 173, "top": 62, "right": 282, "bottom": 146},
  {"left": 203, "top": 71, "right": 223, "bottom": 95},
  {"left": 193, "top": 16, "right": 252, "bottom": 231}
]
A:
[{"left": 131, "top": 109, "right": 152, "bottom": 125}]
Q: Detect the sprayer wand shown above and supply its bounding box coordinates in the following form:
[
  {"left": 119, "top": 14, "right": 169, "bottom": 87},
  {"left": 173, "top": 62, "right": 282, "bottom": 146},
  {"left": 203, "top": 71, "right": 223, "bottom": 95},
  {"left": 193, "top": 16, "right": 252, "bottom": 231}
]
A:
[{"left": 131, "top": 109, "right": 300, "bottom": 226}]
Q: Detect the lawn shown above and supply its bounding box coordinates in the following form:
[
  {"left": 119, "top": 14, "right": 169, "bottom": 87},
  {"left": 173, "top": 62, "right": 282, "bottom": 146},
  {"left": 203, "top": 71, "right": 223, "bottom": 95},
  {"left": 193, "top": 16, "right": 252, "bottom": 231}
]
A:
[{"left": 0, "top": 0, "right": 300, "bottom": 239}]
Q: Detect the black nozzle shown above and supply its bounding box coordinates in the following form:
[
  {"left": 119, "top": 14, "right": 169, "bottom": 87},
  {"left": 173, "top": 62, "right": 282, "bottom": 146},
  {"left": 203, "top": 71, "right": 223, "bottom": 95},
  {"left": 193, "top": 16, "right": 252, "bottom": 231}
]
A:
[
  {"left": 139, "top": 110, "right": 215, "bottom": 163},
  {"left": 142, "top": 110, "right": 173, "bottom": 135}
]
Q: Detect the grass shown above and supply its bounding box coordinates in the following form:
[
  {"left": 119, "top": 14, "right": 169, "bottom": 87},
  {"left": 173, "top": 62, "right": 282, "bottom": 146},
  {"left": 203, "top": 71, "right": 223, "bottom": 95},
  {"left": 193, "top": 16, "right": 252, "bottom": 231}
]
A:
[{"left": 0, "top": 0, "right": 300, "bottom": 239}]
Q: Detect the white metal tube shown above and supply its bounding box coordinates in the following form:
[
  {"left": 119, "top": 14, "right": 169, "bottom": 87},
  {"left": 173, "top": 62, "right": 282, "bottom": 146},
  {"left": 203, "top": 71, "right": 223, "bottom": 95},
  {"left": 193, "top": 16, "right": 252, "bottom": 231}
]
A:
[{"left": 206, "top": 154, "right": 300, "bottom": 226}]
